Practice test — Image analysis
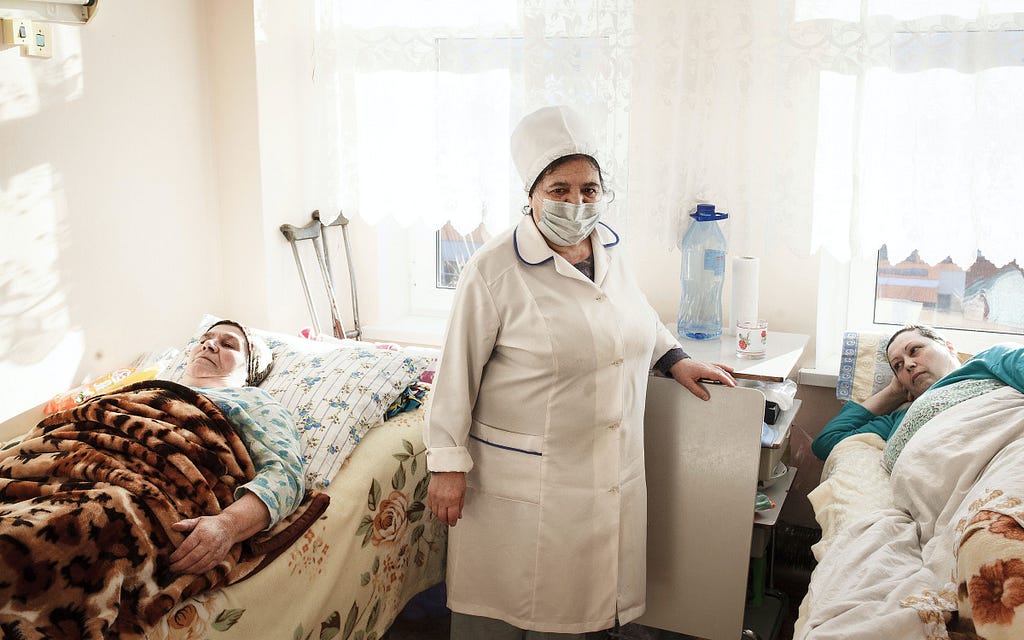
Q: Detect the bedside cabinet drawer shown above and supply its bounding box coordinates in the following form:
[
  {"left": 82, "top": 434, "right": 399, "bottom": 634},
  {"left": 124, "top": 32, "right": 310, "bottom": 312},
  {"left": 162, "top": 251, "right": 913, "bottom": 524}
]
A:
[{"left": 758, "top": 433, "right": 789, "bottom": 483}]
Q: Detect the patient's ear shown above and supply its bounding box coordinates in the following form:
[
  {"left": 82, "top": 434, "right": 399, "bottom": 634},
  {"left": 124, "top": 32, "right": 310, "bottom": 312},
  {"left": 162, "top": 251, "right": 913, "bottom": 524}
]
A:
[{"left": 944, "top": 340, "right": 966, "bottom": 362}]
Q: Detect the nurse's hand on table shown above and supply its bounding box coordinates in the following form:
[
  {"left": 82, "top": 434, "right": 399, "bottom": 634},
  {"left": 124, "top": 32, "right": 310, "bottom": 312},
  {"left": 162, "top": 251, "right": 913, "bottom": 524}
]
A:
[
  {"left": 428, "top": 471, "right": 466, "bottom": 527},
  {"left": 668, "top": 358, "right": 735, "bottom": 401}
]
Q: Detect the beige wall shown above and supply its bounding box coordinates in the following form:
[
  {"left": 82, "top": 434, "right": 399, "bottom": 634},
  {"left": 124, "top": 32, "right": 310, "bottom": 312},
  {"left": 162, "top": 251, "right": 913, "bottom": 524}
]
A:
[{"left": 1, "top": 0, "right": 223, "bottom": 420}]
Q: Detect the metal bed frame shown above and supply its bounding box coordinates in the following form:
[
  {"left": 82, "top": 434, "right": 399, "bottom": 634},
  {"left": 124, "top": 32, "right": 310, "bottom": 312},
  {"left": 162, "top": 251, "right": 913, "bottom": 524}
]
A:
[{"left": 279, "top": 210, "right": 361, "bottom": 340}]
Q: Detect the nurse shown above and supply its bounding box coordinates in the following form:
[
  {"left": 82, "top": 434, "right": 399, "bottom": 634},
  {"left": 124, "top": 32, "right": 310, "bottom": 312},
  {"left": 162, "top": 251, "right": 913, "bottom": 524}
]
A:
[{"left": 425, "top": 105, "right": 735, "bottom": 639}]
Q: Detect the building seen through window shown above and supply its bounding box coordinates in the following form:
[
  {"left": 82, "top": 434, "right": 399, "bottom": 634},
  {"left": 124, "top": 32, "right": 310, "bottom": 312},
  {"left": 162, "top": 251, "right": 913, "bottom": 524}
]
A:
[
  {"left": 874, "top": 246, "right": 1024, "bottom": 335},
  {"left": 436, "top": 223, "right": 492, "bottom": 289}
]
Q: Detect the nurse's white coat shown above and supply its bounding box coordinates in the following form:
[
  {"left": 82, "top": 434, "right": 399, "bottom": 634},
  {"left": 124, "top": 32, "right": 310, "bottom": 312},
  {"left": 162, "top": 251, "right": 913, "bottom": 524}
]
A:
[{"left": 425, "top": 218, "right": 679, "bottom": 634}]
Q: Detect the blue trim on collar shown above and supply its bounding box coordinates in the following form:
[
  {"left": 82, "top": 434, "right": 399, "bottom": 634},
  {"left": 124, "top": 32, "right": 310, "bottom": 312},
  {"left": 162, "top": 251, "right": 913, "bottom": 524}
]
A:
[
  {"left": 597, "top": 221, "right": 619, "bottom": 248},
  {"left": 514, "top": 221, "right": 619, "bottom": 266},
  {"left": 514, "top": 227, "right": 554, "bottom": 266}
]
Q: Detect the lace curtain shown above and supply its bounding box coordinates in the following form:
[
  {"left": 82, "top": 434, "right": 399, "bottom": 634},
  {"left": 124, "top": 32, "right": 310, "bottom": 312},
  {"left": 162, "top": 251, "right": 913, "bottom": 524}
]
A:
[
  {"left": 630, "top": 0, "right": 1024, "bottom": 268},
  {"left": 311, "top": 0, "right": 634, "bottom": 236},
  {"left": 313, "top": 0, "right": 1024, "bottom": 268}
]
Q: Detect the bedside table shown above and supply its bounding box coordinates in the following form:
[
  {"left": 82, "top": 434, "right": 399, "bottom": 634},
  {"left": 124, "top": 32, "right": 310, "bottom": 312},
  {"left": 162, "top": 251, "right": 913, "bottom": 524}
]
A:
[{"left": 638, "top": 328, "right": 808, "bottom": 640}]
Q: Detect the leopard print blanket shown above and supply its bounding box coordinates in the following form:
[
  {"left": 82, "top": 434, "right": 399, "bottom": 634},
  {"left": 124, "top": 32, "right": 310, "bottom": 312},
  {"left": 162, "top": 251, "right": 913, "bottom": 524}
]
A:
[{"left": 0, "top": 380, "right": 329, "bottom": 639}]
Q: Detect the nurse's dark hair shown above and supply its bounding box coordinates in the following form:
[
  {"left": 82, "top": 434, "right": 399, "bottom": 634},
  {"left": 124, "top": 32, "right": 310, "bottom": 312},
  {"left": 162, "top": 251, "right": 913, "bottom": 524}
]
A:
[
  {"left": 885, "top": 324, "right": 949, "bottom": 356},
  {"left": 527, "top": 154, "right": 605, "bottom": 197}
]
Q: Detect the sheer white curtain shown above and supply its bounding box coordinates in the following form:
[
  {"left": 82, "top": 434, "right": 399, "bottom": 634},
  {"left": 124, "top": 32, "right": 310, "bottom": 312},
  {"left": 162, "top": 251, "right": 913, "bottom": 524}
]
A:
[
  {"left": 311, "top": 0, "right": 634, "bottom": 236},
  {"left": 312, "top": 0, "right": 1024, "bottom": 267},
  {"left": 628, "top": 2, "right": 825, "bottom": 257},
  {"left": 629, "top": 0, "right": 1024, "bottom": 268}
]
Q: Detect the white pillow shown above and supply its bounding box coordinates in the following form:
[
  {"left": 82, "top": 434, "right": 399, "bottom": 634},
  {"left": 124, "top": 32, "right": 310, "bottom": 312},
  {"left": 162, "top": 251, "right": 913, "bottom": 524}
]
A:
[{"left": 162, "top": 315, "right": 436, "bottom": 488}]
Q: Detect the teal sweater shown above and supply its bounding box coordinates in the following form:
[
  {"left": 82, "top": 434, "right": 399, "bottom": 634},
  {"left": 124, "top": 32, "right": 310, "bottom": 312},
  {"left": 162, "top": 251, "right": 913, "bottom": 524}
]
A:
[{"left": 812, "top": 343, "right": 1024, "bottom": 461}]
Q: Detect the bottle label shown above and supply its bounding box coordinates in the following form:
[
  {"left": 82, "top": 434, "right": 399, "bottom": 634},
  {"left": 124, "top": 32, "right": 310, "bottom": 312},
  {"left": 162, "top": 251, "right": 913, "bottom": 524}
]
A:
[{"left": 703, "top": 249, "right": 726, "bottom": 276}]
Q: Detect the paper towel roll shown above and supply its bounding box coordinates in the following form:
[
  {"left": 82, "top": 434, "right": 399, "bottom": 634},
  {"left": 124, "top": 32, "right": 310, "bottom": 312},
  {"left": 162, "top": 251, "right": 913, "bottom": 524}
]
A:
[{"left": 731, "top": 256, "right": 760, "bottom": 328}]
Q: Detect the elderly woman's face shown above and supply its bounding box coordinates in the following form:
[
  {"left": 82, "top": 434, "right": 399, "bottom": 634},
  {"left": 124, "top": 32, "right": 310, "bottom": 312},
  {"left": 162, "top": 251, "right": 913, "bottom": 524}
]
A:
[
  {"left": 887, "top": 330, "right": 960, "bottom": 400},
  {"left": 529, "top": 157, "right": 603, "bottom": 225},
  {"left": 185, "top": 324, "right": 248, "bottom": 385}
]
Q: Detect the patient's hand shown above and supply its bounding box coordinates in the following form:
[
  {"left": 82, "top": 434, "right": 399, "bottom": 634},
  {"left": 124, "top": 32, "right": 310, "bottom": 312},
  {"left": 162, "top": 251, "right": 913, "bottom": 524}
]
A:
[
  {"left": 169, "top": 492, "right": 270, "bottom": 574},
  {"left": 861, "top": 375, "right": 912, "bottom": 416},
  {"left": 169, "top": 515, "right": 236, "bottom": 574},
  {"left": 886, "top": 375, "right": 912, "bottom": 402}
]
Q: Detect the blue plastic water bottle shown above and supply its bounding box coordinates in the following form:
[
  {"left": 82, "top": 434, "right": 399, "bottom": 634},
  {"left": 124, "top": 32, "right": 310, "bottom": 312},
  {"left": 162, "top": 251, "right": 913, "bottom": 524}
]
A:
[{"left": 677, "top": 204, "right": 728, "bottom": 340}]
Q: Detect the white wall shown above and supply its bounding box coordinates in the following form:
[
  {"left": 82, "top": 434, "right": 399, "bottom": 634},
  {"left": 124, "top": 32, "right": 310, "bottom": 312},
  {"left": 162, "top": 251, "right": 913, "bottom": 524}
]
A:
[{"left": 0, "top": 0, "right": 224, "bottom": 421}]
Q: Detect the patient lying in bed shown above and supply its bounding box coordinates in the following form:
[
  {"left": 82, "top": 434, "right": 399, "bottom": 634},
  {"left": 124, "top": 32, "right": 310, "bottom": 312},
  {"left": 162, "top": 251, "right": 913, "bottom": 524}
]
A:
[
  {"left": 798, "top": 327, "right": 1024, "bottom": 640},
  {"left": 812, "top": 325, "right": 965, "bottom": 461},
  {"left": 0, "top": 320, "right": 328, "bottom": 639}
]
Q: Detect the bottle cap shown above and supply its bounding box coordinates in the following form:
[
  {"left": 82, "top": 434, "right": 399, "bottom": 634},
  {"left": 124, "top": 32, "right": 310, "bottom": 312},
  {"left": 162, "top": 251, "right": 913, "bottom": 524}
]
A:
[{"left": 691, "top": 203, "right": 729, "bottom": 221}]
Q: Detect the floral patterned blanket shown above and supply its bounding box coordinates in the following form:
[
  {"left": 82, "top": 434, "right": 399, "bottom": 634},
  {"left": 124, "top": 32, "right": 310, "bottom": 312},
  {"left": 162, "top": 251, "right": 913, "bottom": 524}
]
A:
[
  {"left": 0, "top": 381, "right": 329, "bottom": 639},
  {"left": 797, "top": 385, "right": 1024, "bottom": 640},
  {"left": 149, "top": 406, "right": 447, "bottom": 640}
]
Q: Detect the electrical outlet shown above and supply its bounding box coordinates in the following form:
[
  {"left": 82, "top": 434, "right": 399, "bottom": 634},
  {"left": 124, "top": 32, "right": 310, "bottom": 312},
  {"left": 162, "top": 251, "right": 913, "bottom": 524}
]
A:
[
  {"left": 1, "top": 17, "right": 32, "bottom": 46},
  {"left": 24, "top": 22, "right": 52, "bottom": 59}
]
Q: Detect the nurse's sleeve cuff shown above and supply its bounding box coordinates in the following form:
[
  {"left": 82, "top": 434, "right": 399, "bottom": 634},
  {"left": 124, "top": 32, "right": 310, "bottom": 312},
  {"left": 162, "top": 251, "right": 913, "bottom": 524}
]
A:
[
  {"left": 653, "top": 347, "right": 690, "bottom": 375},
  {"left": 426, "top": 446, "right": 474, "bottom": 473}
]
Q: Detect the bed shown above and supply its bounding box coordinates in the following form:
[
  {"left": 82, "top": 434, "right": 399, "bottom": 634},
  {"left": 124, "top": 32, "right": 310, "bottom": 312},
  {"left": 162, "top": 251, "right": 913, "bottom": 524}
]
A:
[
  {"left": 795, "top": 332, "right": 1024, "bottom": 640},
  {"left": 0, "top": 213, "right": 448, "bottom": 639},
  {"left": 147, "top": 404, "right": 448, "bottom": 640}
]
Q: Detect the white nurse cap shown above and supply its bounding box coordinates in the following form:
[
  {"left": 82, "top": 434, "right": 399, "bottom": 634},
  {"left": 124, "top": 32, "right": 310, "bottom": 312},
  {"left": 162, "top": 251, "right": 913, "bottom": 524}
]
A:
[{"left": 510, "top": 105, "right": 599, "bottom": 193}]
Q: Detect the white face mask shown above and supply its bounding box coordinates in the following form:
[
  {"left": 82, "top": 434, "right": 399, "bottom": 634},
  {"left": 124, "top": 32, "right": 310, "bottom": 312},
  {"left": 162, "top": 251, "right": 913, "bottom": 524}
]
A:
[{"left": 537, "top": 199, "right": 606, "bottom": 247}]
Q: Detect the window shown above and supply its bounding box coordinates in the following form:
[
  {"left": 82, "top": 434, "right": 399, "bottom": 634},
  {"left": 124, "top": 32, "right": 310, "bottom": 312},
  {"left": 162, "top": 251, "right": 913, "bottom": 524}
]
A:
[
  {"left": 314, "top": 1, "right": 632, "bottom": 334},
  {"left": 810, "top": 6, "right": 1024, "bottom": 373},
  {"left": 816, "top": 251, "right": 1024, "bottom": 374},
  {"left": 436, "top": 223, "right": 491, "bottom": 290},
  {"left": 400, "top": 221, "right": 494, "bottom": 319},
  {"left": 873, "top": 248, "right": 1024, "bottom": 335},
  {"left": 396, "top": 33, "right": 618, "bottom": 304}
]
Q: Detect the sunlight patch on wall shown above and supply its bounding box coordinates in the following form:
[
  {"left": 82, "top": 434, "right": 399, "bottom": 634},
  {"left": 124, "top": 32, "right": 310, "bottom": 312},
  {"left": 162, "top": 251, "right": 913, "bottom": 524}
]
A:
[
  {"left": 254, "top": 0, "right": 267, "bottom": 43},
  {"left": 0, "top": 163, "right": 82, "bottom": 423},
  {"left": 0, "top": 24, "right": 82, "bottom": 123}
]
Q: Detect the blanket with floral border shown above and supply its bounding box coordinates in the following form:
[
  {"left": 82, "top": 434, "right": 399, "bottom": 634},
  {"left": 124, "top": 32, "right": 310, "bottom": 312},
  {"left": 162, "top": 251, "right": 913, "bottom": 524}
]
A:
[
  {"left": 0, "top": 380, "right": 329, "bottom": 640},
  {"left": 797, "top": 385, "right": 1024, "bottom": 640}
]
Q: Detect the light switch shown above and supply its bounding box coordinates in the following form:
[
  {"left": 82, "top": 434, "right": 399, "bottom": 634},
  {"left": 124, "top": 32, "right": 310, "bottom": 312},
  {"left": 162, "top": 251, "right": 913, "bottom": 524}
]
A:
[
  {"left": 25, "top": 22, "right": 52, "bottom": 59},
  {"left": 1, "top": 18, "right": 32, "bottom": 46}
]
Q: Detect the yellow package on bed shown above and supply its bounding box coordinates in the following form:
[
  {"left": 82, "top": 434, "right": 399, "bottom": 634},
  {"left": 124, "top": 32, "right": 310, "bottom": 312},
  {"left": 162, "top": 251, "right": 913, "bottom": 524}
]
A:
[{"left": 43, "top": 366, "right": 161, "bottom": 414}]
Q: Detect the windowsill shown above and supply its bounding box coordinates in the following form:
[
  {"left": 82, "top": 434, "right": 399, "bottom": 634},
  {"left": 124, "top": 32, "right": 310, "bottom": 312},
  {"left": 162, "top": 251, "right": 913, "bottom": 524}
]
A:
[
  {"left": 796, "top": 348, "right": 839, "bottom": 388},
  {"left": 798, "top": 366, "right": 839, "bottom": 389},
  {"left": 361, "top": 315, "right": 447, "bottom": 348}
]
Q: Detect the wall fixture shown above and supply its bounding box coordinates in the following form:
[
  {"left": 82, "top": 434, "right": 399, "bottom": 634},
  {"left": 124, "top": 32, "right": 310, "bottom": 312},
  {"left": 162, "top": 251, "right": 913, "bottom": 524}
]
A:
[{"left": 0, "top": 0, "right": 98, "bottom": 25}]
